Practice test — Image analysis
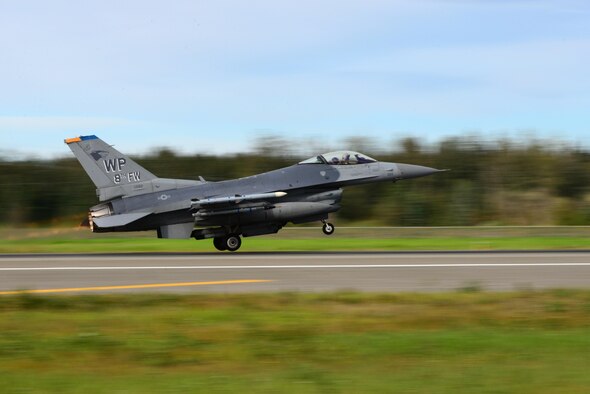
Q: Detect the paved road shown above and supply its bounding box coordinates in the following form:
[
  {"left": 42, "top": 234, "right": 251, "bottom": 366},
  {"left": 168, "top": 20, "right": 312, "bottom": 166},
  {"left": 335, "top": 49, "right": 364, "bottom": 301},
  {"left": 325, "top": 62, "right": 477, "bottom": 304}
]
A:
[{"left": 1, "top": 251, "right": 590, "bottom": 294}]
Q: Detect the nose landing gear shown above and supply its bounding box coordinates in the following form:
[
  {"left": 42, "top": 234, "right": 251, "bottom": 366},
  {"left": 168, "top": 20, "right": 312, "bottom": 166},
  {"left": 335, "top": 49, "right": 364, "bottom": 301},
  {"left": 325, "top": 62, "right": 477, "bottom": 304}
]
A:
[{"left": 322, "top": 221, "right": 335, "bottom": 235}]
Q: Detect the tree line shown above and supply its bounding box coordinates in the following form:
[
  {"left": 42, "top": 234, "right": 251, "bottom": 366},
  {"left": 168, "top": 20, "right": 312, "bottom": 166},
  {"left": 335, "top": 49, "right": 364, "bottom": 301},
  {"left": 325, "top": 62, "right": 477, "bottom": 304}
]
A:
[{"left": 2, "top": 136, "right": 590, "bottom": 226}]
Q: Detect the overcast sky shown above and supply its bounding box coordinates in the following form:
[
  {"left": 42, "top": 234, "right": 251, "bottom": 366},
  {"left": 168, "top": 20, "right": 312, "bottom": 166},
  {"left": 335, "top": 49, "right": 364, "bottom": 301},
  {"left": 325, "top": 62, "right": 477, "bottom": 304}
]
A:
[{"left": 1, "top": 0, "right": 589, "bottom": 158}]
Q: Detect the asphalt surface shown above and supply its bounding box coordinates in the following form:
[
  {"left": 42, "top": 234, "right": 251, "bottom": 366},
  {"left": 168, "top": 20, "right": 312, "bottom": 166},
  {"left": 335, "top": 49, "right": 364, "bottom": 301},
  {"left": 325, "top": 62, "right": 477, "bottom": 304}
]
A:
[{"left": 1, "top": 251, "right": 590, "bottom": 294}]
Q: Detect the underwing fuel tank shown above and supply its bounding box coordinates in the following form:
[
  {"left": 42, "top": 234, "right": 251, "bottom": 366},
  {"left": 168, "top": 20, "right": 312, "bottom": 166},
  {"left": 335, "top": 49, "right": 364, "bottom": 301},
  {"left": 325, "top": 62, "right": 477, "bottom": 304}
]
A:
[
  {"left": 194, "top": 201, "right": 340, "bottom": 226},
  {"left": 266, "top": 202, "right": 339, "bottom": 221}
]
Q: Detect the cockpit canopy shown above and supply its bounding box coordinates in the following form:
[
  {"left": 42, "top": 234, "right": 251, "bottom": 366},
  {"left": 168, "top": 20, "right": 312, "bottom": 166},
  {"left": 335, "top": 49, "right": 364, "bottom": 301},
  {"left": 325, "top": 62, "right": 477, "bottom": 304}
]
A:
[{"left": 299, "top": 151, "right": 377, "bottom": 165}]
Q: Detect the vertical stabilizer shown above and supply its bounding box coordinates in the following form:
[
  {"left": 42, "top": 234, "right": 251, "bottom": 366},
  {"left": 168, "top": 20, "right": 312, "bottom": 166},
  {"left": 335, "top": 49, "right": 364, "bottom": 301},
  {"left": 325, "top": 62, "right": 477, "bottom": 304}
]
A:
[{"left": 65, "top": 135, "right": 157, "bottom": 190}]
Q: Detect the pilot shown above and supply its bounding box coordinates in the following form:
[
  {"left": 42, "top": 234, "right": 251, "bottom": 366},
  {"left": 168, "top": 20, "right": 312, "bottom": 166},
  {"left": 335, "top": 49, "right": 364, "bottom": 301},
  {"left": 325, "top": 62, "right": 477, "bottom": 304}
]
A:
[
  {"left": 355, "top": 154, "right": 371, "bottom": 164},
  {"left": 330, "top": 157, "right": 340, "bottom": 164}
]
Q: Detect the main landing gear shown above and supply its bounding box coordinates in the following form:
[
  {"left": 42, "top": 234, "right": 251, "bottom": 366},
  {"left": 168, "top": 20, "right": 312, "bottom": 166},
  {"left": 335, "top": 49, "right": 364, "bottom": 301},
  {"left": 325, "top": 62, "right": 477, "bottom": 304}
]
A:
[
  {"left": 322, "top": 221, "right": 335, "bottom": 235},
  {"left": 211, "top": 222, "right": 333, "bottom": 251},
  {"left": 213, "top": 234, "right": 242, "bottom": 252}
]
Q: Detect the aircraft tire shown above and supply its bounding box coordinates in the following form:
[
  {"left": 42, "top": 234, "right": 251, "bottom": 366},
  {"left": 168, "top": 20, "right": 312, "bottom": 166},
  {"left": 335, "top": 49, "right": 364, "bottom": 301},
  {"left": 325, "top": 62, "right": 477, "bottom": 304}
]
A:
[
  {"left": 213, "top": 237, "right": 227, "bottom": 251},
  {"left": 225, "top": 234, "right": 242, "bottom": 252},
  {"left": 322, "top": 222, "right": 335, "bottom": 235}
]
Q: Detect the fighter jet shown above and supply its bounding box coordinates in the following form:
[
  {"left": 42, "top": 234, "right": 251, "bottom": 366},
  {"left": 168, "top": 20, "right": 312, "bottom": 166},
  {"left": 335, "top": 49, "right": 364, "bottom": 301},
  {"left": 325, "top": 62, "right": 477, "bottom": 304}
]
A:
[{"left": 66, "top": 135, "right": 444, "bottom": 251}]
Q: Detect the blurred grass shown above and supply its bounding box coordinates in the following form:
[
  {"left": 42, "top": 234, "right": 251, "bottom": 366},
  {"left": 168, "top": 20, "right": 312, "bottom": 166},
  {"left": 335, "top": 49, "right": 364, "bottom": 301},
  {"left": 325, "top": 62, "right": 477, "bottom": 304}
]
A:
[
  {"left": 0, "top": 291, "right": 589, "bottom": 393},
  {"left": 2, "top": 236, "right": 590, "bottom": 253},
  {"left": 3, "top": 226, "right": 590, "bottom": 253}
]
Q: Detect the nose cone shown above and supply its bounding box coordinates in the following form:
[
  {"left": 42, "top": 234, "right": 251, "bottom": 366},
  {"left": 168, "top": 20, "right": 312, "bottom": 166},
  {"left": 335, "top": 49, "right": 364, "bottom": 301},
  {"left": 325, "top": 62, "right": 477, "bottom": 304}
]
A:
[{"left": 396, "top": 163, "right": 443, "bottom": 180}]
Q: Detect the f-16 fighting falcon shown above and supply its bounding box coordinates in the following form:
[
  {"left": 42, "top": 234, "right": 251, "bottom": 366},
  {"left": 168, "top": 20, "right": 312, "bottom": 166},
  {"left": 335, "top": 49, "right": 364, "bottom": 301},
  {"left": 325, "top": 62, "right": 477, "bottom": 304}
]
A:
[{"left": 66, "top": 135, "right": 444, "bottom": 251}]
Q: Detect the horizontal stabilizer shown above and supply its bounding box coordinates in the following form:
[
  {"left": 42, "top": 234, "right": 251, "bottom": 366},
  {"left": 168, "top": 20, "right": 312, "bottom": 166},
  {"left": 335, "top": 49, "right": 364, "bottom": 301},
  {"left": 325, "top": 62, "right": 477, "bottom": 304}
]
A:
[
  {"left": 92, "top": 212, "right": 151, "bottom": 228},
  {"left": 157, "top": 223, "right": 194, "bottom": 239}
]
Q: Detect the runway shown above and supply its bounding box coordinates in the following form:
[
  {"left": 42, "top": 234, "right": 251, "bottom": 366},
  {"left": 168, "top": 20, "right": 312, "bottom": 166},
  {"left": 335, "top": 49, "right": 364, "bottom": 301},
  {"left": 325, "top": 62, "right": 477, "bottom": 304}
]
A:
[{"left": 1, "top": 251, "right": 590, "bottom": 294}]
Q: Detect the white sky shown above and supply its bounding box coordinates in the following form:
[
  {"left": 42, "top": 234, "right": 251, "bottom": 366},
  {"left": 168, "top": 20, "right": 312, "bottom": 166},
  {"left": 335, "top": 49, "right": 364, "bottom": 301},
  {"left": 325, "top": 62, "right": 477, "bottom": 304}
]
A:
[{"left": 1, "top": 0, "right": 589, "bottom": 158}]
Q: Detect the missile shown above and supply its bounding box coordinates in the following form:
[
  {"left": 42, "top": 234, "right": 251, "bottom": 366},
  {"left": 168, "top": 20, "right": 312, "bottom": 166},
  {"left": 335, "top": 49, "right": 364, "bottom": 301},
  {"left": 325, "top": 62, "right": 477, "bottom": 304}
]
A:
[
  {"left": 191, "top": 191, "right": 287, "bottom": 207},
  {"left": 194, "top": 205, "right": 267, "bottom": 217}
]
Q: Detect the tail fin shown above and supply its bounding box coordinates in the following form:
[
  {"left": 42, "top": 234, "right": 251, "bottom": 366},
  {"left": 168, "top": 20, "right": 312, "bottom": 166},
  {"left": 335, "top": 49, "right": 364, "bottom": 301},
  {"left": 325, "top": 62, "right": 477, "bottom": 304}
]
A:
[{"left": 65, "top": 135, "right": 157, "bottom": 189}]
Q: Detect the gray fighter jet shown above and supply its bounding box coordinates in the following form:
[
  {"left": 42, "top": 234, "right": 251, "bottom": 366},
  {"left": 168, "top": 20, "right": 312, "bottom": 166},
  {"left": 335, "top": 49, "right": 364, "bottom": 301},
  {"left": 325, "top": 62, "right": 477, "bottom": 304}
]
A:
[{"left": 66, "top": 135, "right": 444, "bottom": 251}]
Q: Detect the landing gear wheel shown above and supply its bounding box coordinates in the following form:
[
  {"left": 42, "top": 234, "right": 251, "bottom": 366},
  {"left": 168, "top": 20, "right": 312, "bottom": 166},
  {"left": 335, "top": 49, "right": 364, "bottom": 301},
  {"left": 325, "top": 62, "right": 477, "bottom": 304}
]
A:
[
  {"left": 224, "top": 234, "right": 242, "bottom": 252},
  {"left": 213, "top": 237, "right": 227, "bottom": 251},
  {"left": 322, "top": 222, "right": 335, "bottom": 235}
]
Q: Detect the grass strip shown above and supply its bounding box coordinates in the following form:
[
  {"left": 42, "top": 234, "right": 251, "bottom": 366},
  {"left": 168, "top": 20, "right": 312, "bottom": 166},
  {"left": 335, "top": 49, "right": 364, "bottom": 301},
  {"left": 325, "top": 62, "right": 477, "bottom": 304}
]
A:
[
  {"left": 0, "top": 290, "right": 589, "bottom": 393},
  {"left": 2, "top": 236, "right": 590, "bottom": 253}
]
